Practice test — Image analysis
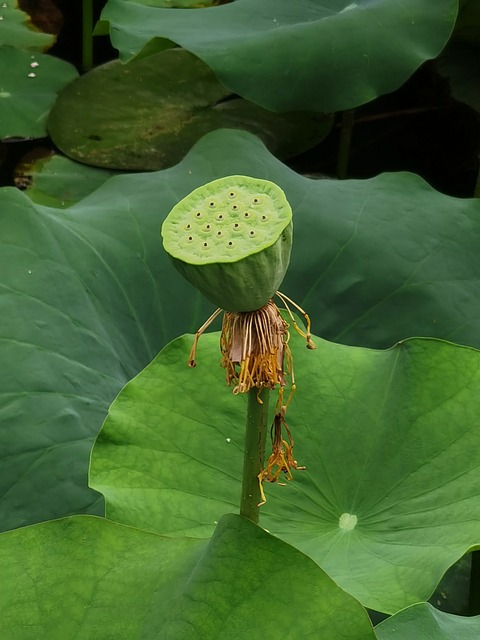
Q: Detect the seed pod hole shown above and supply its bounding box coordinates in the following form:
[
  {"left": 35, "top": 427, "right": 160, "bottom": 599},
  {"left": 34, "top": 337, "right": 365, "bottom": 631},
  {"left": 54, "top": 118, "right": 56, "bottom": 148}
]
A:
[
  {"left": 203, "top": 242, "right": 208, "bottom": 247},
  {"left": 228, "top": 191, "right": 236, "bottom": 198},
  {"left": 205, "top": 224, "right": 211, "bottom": 230},
  {"left": 208, "top": 201, "right": 216, "bottom": 208},
  {"left": 261, "top": 215, "right": 268, "bottom": 221},
  {"left": 252, "top": 197, "right": 260, "bottom": 204},
  {"left": 217, "top": 231, "right": 222, "bottom": 236},
  {"left": 188, "top": 236, "right": 193, "bottom": 241},
  {"left": 232, "top": 204, "right": 238, "bottom": 211},
  {"left": 217, "top": 214, "right": 224, "bottom": 220},
  {"left": 249, "top": 231, "right": 255, "bottom": 236},
  {"left": 195, "top": 212, "right": 201, "bottom": 218},
  {"left": 244, "top": 212, "right": 250, "bottom": 218},
  {"left": 228, "top": 241, "right": 234, "bottom": 246},
  {"left": 233, "top": 223, "right": 240, "bottom": 229},
  {"left": 185, "top": 223, "right": 192, "bottom": 230}
]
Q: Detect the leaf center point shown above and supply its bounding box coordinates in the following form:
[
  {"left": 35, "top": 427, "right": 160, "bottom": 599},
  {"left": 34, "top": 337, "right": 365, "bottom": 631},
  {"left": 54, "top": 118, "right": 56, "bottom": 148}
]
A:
[{"left": 338, "top": 513, "right": 357, "bottom": 531}]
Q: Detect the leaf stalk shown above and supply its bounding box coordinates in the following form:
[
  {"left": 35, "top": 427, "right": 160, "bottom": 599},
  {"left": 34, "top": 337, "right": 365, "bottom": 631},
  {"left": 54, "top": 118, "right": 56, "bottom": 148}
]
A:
[
  {"left": 82, "top": 0, "right": 94, "bottom": 72},
  {"left": 240, "top": 388, "right": 270, "bottom": 523}
]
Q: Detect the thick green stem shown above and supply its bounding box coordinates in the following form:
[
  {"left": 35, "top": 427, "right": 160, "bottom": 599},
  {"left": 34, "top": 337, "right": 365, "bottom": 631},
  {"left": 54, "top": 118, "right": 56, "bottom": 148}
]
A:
[
  {"left": 336, "top": 109, "right": 356, "bottom": 180},
  {"left": 239, "top": 388, "right": 270, "bottom": 524},
  {"left": 82, "top": 0, "right": 94, "bottom": 72}
]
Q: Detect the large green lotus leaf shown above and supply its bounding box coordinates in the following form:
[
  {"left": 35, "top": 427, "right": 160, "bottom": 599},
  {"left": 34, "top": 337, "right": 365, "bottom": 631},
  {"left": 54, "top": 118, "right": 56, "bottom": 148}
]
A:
[
  {"left": 4, "top": 128, "right": 480, "bottom": 534},
  {"left": 0, "top": 46, "right": 78, "bottom": 139},
  {"left": 376, "top": 603, "right": 480, "bottom": 639},
  {"left": 0, "top": 513, "right": 375, "bottom": 640},
  {"left": 48, "top": 48, "right": 332, "bottom": 170},
  {"left": 0, "top": 0, "right": 54, "bottom": 50},
  {"left": 90, "top": 331, "right": 480, "bottom": 613},
  {"left": 20, "top": 154, "right": 118, "bottom": 207},
  {"left": 100, "top": 0, "right": 458, "bottom": 112},
  {"left": 0, "top": 184, "right": 210, "bottom": 533}
]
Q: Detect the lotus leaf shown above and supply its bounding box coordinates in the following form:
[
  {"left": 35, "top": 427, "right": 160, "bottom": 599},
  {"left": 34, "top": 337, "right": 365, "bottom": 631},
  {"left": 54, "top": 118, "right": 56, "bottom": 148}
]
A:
[
  {"left": 101, "top": 0, "right": 458, "bottom": 112},
  {"left": 91, "top": 331, "right": 480, "bottom": 612},
  {"left": 3, "top": 129, "right": 480, "bottom": 533},
  {"left": 0, "top": 513, "right": 375, "bottom": 639}
]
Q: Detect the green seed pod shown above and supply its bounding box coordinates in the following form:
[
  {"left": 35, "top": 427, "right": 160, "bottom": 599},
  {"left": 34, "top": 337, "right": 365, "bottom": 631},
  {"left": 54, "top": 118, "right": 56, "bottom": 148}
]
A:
[{"left": 161, "top": 175, "right": 292, "bottom": 312}]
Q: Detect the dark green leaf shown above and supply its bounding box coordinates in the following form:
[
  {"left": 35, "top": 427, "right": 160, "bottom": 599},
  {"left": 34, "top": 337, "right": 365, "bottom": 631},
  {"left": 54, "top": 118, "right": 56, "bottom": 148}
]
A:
[
  {"left": 101, "top": 0, "right": 458, "bottom": 112},
  {"left": 429, "top": 555, "right": 471, "bottom": 615},
  {"left": 48, "top": 49, "right": 332, "bottom": 170}
]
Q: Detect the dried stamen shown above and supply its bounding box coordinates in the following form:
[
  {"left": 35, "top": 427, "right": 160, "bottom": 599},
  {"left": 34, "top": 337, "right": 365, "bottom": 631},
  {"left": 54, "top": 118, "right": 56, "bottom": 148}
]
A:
[
  {"left": 257, "top": 409, "right": 305, "bottom": 506},
  {"left": 188, "top": 307, "right": 223, "bottom": 367},
  {"left": 220, "top": 300, "right": 289, "bottom": 394},
  {"left": 275, "top": 290, "right": 316, "bottom": 350}
]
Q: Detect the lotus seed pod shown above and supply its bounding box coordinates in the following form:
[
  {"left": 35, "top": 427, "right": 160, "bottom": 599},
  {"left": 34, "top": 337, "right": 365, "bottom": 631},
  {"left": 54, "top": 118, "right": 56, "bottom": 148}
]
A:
[{"left": 161, "top": 175, "right": 293, "bottom": 312}]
